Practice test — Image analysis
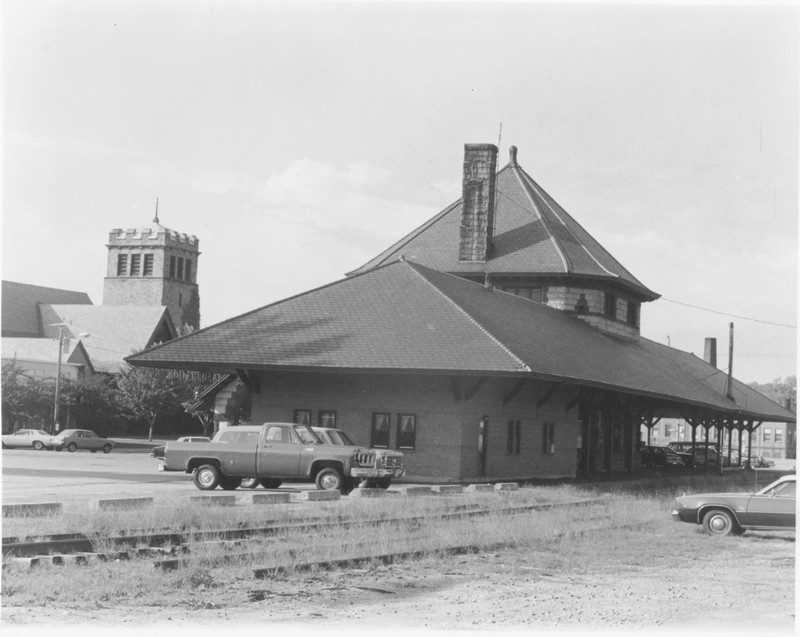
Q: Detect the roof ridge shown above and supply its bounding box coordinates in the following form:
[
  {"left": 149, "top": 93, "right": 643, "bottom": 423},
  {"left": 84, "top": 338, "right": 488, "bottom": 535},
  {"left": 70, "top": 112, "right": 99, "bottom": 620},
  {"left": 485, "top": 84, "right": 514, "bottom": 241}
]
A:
[
  {"left": 346, "top": 199, "right": 463, "bottom": 275},
  {"left": 518, "top": 169, "right": 619, "bottom": 279},
  {"left": 403, "top": 261, "right": 531, "bottom": 372},
  {"left": 510, "top": 167, "right": 571, "bottom": 273}
]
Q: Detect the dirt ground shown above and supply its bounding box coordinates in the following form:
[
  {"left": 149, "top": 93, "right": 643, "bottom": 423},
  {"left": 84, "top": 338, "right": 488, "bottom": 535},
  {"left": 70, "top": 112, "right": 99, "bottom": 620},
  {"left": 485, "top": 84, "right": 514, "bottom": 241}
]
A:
[{"left": 3, "top": 523, "right": 795, "bottom": 634}]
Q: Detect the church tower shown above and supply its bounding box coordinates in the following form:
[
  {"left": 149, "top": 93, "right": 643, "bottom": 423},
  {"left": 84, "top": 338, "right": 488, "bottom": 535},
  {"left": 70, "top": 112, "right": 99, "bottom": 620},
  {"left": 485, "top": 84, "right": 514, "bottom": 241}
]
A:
[{"left": 103, "top": 209, "right": 201, "bottom": 331}]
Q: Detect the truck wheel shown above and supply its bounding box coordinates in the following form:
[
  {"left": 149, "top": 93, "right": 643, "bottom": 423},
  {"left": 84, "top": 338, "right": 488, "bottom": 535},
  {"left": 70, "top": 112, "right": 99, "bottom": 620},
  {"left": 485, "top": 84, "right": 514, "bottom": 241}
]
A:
[
  {"left": 259, "top": 479, "right": 282, "bottom": 489},
  {"left": 193, "top": 464, "right": 221, "bottom": 490},
  {"left": 220, "top": 476, "right": 243, "bottom": 490},
  {"left": 240, "top": 477, "right": 258, "bottom": 489},
  {"left": 315, "top": 467, "right": 344, "bottom": 491}
]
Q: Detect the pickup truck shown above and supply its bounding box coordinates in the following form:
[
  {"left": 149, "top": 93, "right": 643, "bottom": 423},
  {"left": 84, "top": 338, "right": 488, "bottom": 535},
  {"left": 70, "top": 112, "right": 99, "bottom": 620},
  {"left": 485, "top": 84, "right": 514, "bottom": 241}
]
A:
[{"left": 161, "top": 422, "right": 405, "bottom": 494}]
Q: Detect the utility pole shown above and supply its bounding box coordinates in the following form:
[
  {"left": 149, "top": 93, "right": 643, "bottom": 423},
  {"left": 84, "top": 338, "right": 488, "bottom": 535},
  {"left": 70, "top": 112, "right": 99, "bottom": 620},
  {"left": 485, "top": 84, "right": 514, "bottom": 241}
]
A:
[{"left": 52, "top": 324, "right": 66, "bottom": 434}]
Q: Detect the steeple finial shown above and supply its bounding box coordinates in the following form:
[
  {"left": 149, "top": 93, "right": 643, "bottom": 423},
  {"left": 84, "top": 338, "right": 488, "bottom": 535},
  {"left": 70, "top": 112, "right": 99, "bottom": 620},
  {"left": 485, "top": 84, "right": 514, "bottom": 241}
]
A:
[{"left": 153, "top": 197, "right": 160, "bottom": 224}]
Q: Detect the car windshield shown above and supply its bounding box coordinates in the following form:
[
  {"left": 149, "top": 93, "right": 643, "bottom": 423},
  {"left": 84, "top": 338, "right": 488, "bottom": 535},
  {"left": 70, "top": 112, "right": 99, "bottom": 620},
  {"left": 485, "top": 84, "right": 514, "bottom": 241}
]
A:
[
  {"left": 293, "top": 425, "right": 322, "bottom": 444},
  {"left": 757, "top": 479, "right": 796, "bottom": 497}
]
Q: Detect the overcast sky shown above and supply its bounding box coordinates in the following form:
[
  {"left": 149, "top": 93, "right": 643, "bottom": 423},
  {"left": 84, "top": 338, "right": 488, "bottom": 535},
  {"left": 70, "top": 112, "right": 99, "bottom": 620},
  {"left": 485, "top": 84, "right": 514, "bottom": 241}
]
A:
[{"left": 3, "top": 0, "right": 797, "bottom": 384}]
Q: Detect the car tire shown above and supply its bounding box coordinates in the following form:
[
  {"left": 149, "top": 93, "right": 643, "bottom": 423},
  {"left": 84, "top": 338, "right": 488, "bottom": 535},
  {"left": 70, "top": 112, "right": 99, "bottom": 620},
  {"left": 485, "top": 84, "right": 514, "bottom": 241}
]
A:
[
  {"left": 67, "top": 442, "right": 77, "bottom": 452},
  {"left": 315, "top": 467, "right": 344, "bottom": 491},
  {"left": 219, "top": 476, "right": 243, "bottom": 490},
  {"left": 259, "top": 479, "right": 282, "bottom": 489},
  {"left": 193, "top": 464, "right": 221, "bottom": 490},
  {"left": 702, "top": 509, "right": 741, "bottom": 536},
  {"left": 32, "top": 441, "right": 44, "bottom": 451},
  {"left": 102, "top": 444, "right": 112, "bottom": 454},
  {"left": 240, "top": 477, "right": 259, "bottom": 489}
]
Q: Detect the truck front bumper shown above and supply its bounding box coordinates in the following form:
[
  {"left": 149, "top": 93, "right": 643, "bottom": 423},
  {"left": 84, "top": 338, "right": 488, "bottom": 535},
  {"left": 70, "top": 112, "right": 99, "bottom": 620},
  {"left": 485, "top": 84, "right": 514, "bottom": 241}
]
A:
[{"left": 350, "top": 468, "right": 404, "bottom": 478}]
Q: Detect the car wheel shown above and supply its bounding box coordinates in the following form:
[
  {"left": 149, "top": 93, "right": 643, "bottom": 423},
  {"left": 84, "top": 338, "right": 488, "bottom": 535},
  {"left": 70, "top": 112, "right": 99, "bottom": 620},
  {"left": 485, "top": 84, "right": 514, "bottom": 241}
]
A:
[
  {"left": 240, "top": 477, "right": 259, "bottom": 489},
  {"left": 219, "top": 476, "right": 243, "bottom": 490},
  {"left": 32, "top": 441, "right": 44, "bottom": 451},
  {"left": 702, "top": 509, "right": 741, "bottom": 536},
  {"left": 102, "top": 444, "right": 112, "bottom": 454},
  {"left": 67, "top": 442, "right": 77, "bottom": 452},
  {"left": 193, "top": 464, "right": 221, "bottom": 490},
  {"left": 259, "top": 479, "right": 282, "bottom": 489},
  {"left": 315, "top": 467, "right": 344, "bottom": 491}
]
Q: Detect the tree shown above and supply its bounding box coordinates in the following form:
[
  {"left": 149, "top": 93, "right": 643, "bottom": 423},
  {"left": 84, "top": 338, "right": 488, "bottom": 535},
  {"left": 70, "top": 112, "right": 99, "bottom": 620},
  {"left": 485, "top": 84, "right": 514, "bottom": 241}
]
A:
[
  {"left": 1, "top": 359, "right": 55, "bottom": 433},
  {"left": 116, "top": 364, "right": 192, "bottom": 441},
  {"left": 60, "top": 373, "right": 119, "bottom": 434}
]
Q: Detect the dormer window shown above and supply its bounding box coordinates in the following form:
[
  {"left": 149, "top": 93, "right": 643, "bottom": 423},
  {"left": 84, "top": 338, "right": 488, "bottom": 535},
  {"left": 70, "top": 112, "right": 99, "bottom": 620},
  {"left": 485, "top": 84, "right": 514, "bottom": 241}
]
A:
[
  {"left": 627, "top": 301, "right": 640, "bottom": 328},
  {"left": 604, "top": 293, "right": 617, "bottom": 319}
]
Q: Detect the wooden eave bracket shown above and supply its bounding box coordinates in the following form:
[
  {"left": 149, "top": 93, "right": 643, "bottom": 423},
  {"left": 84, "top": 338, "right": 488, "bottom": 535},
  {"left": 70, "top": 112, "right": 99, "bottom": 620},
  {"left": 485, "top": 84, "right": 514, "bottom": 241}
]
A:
[
  {"left": 503, "top": 379, "right": 528, "bottom": 407},
  {"left": 536, "top": 382, "right": 563, "bottom": 409},
  {"left": 236, "top": 369, "right": 260, "bottom": 394},
  {"left": 450, "top": 377, "right": 487, "bottom": 402}
]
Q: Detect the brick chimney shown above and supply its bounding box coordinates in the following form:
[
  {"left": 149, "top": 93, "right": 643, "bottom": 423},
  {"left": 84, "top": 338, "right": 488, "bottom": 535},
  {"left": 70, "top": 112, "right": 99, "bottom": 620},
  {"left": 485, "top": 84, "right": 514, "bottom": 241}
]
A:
[
  {"left": 704, "top": 337, "right": 717, "bottom": 367},
  {"left": 459, "top": 144, "right": 498, "bottom": 262}
]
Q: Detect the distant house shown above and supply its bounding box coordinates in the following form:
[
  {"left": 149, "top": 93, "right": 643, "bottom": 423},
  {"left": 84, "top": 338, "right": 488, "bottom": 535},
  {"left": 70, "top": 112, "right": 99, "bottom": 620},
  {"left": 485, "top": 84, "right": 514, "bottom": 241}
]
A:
[{"left": 127, "top": 145, "right": 794, "bottom": 482}]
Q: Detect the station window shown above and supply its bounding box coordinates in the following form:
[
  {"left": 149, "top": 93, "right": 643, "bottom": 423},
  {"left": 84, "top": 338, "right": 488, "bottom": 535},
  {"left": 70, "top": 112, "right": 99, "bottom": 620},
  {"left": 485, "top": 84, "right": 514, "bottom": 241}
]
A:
[
  {"left": 503, "top": 286, "right": 547, "bottom": 303},
  {"left": 397, "top": 414, "right": 416, "bottom": 450},
  {"left": 293, "top": 410, "right": 311, "bottom": 426},
  {"left": 542, "top": 422, "right": 556, "bottom": 455},
  {"left": 185, "top": 259, "right": 192, "bottom": 281},
  {"left": 170, "top": 256, "right": 176, "bottom": 278},
  {"left": 143, "top": 254, "right": 154, "bottom": 276},
  {"left": 371, "top": 413, "right": 390, "bottom": 448},
  {"left": 130, "top": 254, "right": 141, "bottom": 276},
  {"left": 117, "top": 254, "right": 128, "bottom": 276},
  {"left": 507, "top": 419, "right": 521, "bottom": 455},
  {"left": 763, "top": 428, "right": 772, "bottom": 442},
  {"left": 318, "top": 410, "right": 337, "bottom": 428},
  {"left": 177, "top": 257, "right": 184, "bottom": 280}
]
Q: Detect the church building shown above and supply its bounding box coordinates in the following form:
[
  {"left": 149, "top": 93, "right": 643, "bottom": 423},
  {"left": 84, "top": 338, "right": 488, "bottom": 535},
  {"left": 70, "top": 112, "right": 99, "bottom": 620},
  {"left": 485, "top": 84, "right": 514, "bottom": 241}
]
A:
[{"left": 127, "top": 145, "right": 794, "bottom": 481}]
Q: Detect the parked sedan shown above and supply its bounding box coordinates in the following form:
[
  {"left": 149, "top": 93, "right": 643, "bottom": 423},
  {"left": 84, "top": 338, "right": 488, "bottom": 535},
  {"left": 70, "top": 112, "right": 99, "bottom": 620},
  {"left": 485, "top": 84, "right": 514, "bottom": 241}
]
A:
[
  {"left": 1, "top": 429, "right": 53, "bottom": 450},
  {"left": 672, "top": 474, "right": 796, "bottom": 536},
  {"left": 50, "top": 429, "right": 114, "bottom": 453}
]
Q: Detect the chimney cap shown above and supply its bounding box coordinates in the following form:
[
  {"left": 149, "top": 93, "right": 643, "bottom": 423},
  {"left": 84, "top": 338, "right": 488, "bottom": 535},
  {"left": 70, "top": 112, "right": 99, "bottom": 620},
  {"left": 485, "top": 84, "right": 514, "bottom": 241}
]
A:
[{"left": 509, "top": 146, "right": 518, "bottom": 166}]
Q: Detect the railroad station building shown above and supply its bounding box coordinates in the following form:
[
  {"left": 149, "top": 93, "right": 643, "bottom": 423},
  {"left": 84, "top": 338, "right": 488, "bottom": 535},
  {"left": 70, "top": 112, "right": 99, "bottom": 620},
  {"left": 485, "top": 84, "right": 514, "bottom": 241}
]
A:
[{"left": 128, "top": 144, "right": 795, "bottom": 482}]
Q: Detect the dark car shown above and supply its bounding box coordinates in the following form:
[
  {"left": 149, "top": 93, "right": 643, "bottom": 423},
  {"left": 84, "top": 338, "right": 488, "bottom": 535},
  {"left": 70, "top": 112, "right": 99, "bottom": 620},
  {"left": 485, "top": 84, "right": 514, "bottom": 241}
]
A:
[
  {"left": 50, "top": 429, "right": 114, "bottom": 453},
  {"left": 672, "top": 474, "right": 796, "bottom": 536},
  {"left": 641, "top": 445, "right": 691, "bottom": 468}
]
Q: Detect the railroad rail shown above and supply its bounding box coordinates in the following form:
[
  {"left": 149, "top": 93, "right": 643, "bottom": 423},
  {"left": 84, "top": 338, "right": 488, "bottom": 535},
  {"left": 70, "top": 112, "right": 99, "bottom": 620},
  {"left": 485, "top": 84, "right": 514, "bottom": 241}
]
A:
[{"left": 3, "top": 498, "right": 607, "bottom": 569}]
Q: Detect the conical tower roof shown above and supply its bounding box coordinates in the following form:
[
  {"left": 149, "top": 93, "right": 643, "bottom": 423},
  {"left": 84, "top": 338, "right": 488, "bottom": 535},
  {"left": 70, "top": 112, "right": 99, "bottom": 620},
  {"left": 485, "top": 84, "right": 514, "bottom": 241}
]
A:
[{"left": 349, "top": 147, "right": 658, "bottom": 301}]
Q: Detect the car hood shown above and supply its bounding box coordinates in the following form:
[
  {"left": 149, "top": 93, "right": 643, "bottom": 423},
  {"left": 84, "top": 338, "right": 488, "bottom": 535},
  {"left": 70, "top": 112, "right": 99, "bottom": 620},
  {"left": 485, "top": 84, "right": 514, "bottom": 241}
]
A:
[{"left": 676, "top": 492, "right": 751, "bottom": 505}]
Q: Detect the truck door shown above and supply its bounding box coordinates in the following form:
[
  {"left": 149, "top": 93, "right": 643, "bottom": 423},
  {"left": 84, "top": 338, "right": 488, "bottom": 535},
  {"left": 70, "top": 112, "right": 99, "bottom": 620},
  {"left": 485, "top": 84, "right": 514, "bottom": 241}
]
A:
[{"left": 257, "top": 424, "right": 302, "bottom": 477}]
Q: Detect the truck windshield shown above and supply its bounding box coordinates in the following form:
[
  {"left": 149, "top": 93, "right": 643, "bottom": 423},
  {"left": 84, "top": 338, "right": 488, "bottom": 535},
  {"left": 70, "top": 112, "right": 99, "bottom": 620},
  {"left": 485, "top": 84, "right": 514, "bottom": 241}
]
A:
[
  {"left": 325, "top": 429, "right": 355, "bottom": 446},
  {"left": 293, "top": 425, "right": 322, "bottom": 444}
]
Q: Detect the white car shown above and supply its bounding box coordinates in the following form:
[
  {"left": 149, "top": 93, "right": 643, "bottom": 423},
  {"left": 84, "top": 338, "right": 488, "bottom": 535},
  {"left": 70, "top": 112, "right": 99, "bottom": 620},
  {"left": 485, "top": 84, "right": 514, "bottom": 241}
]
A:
[{"left": 1, "top": 428, "right": 53, "bottom": 450}]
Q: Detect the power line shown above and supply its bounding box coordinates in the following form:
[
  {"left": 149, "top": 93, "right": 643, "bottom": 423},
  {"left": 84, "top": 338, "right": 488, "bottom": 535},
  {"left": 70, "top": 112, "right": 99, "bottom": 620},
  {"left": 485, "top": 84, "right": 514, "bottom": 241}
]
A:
[{"left": 661, "top": 298, "right": 796, "bottom": 329}]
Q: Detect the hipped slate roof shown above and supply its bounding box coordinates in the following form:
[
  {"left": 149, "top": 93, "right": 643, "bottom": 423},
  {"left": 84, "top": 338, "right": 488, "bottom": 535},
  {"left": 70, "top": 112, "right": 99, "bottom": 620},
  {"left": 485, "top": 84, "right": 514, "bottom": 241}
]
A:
[
  {"left": 349, "top": 152, "right": 658, "bottom": 301},
  {"left": 127, "top": 260, "right": 792, "bottom": 422},
  {"left": 40, "top": 304, "right": 176, "bottom": 373},
  {"left": 2, "top": 281, "right": 92, "bottom": 337}
]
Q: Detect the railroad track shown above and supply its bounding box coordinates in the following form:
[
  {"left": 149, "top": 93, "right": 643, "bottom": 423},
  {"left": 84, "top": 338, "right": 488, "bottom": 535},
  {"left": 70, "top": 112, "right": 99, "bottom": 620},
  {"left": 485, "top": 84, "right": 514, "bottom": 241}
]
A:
[{"left": 3, "top": 498, "right": 609, "bottom": 571}]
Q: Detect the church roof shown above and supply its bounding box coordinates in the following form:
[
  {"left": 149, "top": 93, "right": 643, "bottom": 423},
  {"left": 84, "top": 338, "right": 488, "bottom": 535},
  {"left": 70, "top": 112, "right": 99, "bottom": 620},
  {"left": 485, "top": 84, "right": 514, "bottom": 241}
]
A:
[
  {"left": 127, "top": 259, "right": 790, "bottom": 423},
  {"left": 1, "top": 280, "right": 92, "bottom": 337},
  {"left": 40, "top": 304, "right": 176, "bottom": 373},
  {"left": 1, "top": 337, "right": 94, "bottom": 372},
  {"left": 349, "top": 148, "right": 659, "bottom": 301}
]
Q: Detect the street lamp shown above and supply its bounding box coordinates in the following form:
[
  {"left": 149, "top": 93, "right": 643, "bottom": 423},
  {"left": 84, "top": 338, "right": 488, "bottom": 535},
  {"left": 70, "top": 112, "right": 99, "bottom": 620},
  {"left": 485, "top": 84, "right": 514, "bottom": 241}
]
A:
[{"left": 51, "top": 323, "right": 89, "bottom": 434}]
